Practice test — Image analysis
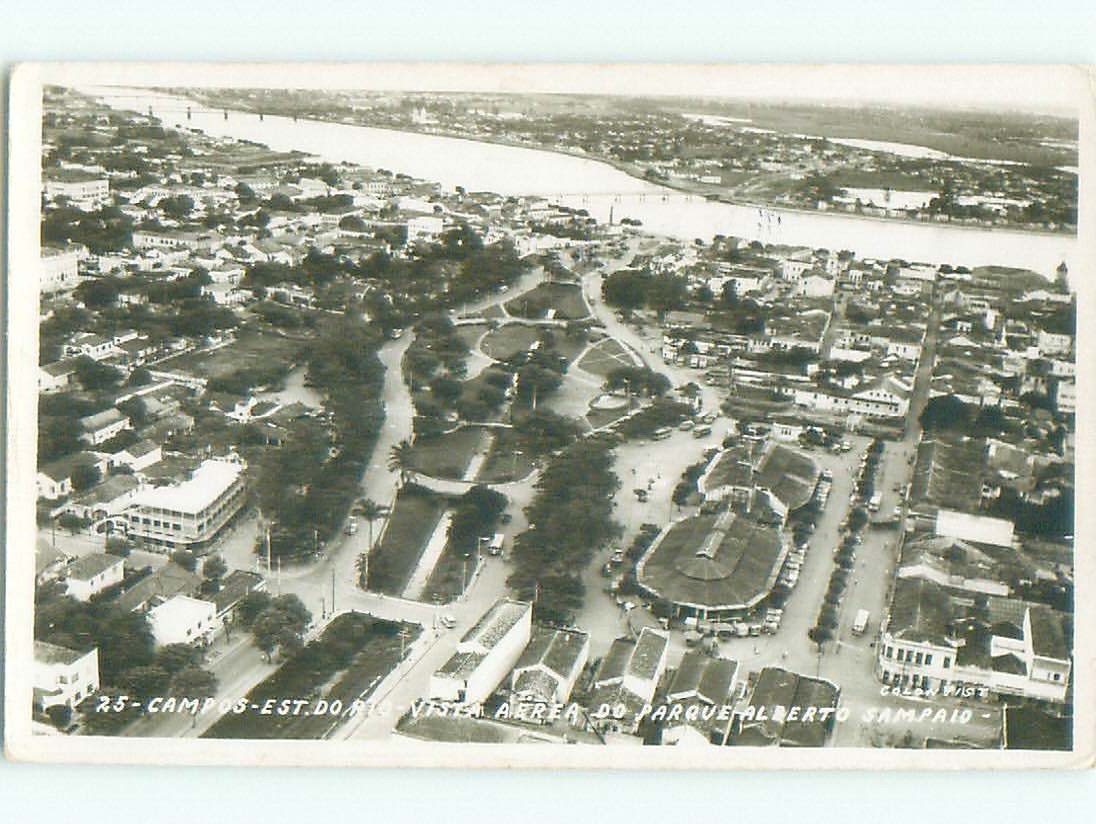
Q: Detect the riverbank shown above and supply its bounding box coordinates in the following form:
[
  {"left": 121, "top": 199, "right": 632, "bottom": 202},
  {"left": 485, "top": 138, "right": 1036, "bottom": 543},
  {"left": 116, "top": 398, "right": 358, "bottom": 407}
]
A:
[{"left": 174, "top": 89, "right": 1075, "bottom": 240}]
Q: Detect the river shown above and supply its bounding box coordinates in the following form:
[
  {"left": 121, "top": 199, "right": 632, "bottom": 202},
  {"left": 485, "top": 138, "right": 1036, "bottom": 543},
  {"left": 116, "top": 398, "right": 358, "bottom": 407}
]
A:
[{"left": 86, "top": 86, "right": 1076, "bottom": 277}]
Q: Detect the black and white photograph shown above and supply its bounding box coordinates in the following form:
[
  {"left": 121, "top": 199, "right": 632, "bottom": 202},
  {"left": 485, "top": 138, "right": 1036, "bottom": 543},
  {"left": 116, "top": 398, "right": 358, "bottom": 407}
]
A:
[{"left": 3, "top": 62, "right": 1091, "bottom": 769}]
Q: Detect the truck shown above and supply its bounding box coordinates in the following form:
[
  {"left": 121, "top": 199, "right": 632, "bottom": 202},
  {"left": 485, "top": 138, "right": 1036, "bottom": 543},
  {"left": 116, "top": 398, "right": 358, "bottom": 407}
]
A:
[
  {"left": 852, "top": 609, "right": 871, "bottom": 636},
  {"left": 486, "top": 533, "right": 505, "bottom": 556},
  {"left": 345, "top": 517, "right": 358, "bottom": 536},
  {"left": 868, "top": 492, "right": 883, "bottom": 513}
]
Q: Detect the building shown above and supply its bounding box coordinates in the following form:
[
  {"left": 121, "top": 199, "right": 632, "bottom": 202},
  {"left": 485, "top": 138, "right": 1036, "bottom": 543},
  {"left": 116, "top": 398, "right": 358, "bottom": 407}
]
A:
[
  {"left": 508, "top": 627, "right": 590, "bottom": 720},
  {"left": 44, "top": 171, "right": 110, "bottom": 208},
  {"left": 731, "top": 666, "right": 841, "bottom": 747},
  {"left": 430, "top": 599, "right": 532, "bottom": 705},
  {"left": 66, "top": 332, "right": 117, "bottom": 361},
  {"left": 114, "top": 562, "right": 202, "bottom": 613},
  {"left": 146, "top": 595, "right": 219, "bottom": 647},
  {"left": 406, "top": 214, "right": 445, "bottom": 243},
  {"left": 877, "top": 577, "right": 1071, "bottom": 704},
  {"left": 110, "top": 439, "right": 163, "bottom": 473},
  {"left": 38, "top": 358, "right": 81, "bottom": 393},
  {"left": 896, "top": 534, "right": 1010, "bottom": 597},
  {"left": 40, "top": 246, "right": 81, "bottom": 294},
  {"left": 36, "top": 452, "right": 108, "bottom": 500},
  {"left": 587, "top": 629, "right": 670, "bottom": 736},
  {"left": 33, "top": 642, "right": 100, "bottom": 711},
  {"left": 123, "top": 457, "right": 247, "bottom": 550},
  {"left": 63, "top": 553, "right": 125, "bottom": 601},
  {"left": 208, "top": 570, "right": 267, "bottom": 623},
  {"left": 78, "top": 408, "right": 131, "bottom": 445},
  {"left": 63, "top": 473, "right": 142, "bottom": 523},
  {"left": 934, "top": 509, "right": 1015, "bottom": 549},
  {"left": 636, "top": 509, "right": 787, "bottom": 621},
  {"left": 662, "top": 652, "right": 740, "bottom": 746}
]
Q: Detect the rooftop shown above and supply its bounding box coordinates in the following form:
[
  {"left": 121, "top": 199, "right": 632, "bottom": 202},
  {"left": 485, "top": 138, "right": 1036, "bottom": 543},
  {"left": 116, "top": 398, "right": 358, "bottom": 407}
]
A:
[
  {"left": 65, "top": 552, "right": 123, "bottom": 582},
  {"left": 79, "top": 408, "right": 127, "bottom": 432},
  {"left": 460, "top": 598, "right": 530, "bottom": 652},
  {"left": 755, "top": 443, "right": 820, "bottom": 512},
  {"left": 147, "top": 594, "right": 216, "bottom": 626},
  {"left": 114, "top": 563, "right": 201, "bottom": 613},
  {"left": 627, "top": 628, "right": 669, "bottom": 682},
  {"left": 514, "top": 626, "right": 589, "bottom": 680},
  {"left": 210, "top": 570, "right": 264, "bottom": 615},
  {"left": 886, "top": 577, "right": 955, "bottom": 645},
  {"left": 638, "top": 511, "right": 785, "bottom": 612},
  {"left": 34, "top": 641, "right": 88, "bottom": 667},
  {"left": 130, "top": 458, "right": 243, "bottom": 515}
]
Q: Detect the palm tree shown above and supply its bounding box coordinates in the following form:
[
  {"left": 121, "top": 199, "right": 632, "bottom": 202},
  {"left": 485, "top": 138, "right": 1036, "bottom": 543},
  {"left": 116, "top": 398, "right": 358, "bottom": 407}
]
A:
[
  {"left": 355, "top": 552, "right": 370, "bottom": 590},
  {"left": 353, "top": 497, "right": 389, "bottom": 552},
  {"left": 387, "top": 439, "right": 415, "bottom": 488}
]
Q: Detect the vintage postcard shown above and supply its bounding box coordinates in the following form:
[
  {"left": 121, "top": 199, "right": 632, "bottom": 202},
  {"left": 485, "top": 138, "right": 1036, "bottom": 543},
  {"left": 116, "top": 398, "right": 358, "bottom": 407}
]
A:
[{"left": 4, "top": 63, "right": 1092, "bottom": 768}]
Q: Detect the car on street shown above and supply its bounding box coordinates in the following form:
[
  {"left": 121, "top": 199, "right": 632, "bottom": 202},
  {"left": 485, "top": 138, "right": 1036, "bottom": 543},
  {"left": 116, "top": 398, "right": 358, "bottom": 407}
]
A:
[{"left": 440, "top": 615, "right": 457, "bottom": 629}]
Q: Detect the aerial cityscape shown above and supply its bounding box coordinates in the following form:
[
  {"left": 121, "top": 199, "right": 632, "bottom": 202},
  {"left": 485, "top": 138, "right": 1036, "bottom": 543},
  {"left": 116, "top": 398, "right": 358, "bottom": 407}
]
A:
[{"left": 28, "top": 82, "right": 1075, "bottom": 753}]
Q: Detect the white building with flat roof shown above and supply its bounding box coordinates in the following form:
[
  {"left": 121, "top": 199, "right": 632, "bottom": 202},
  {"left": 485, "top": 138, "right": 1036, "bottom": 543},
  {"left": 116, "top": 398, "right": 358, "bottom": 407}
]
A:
[
  {"left": 124, "top": 457, "right": 246, "bottom": 550},
  {"left": 45, "top": 174, "right": 110, "bottom": 208},
  {"left": 935, "top": 509, "right": 1015, "bottom": 549},
  {"left": 146, "top": 595, "right": 219, "bottom": 647},
  {"left": 34, "top": 642, "right": 99, "bottom": 710},
  {"left": 40, "top": 246, "right": 81, "bottom": 294}
]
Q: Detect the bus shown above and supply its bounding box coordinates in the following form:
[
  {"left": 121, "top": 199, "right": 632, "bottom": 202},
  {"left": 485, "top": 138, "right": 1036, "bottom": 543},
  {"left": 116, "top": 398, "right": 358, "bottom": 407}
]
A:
[{"left": 852, "top": 609, "right": 871, "bottom": 636}]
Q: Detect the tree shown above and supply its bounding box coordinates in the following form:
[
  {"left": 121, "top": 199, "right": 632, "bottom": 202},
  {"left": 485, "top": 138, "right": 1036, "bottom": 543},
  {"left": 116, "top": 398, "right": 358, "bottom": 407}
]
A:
[
  {"left": 170, "top": 549, "right": 198, "bottom": 573},
  {"left": 125, "top": 367, "right": 153, "bottom": 388},
  {"left": 353, "top": 498, "right": 388, "bottom": 552},
  {"left": 57, "top": 512, "right": 88, "bottom": 533},
  {"left": 168, "top": 665, "right": 218, "bottom": 700},
  {"left": 71, "top": 463, "right": 102, "bottom": 493},
  {"left": 235, "top": 591, "right": 272, "bottom": 628},
  {"left": 155, "top": 643, "right": 201, "bottom": 676},
  {"left": 919, "top": 394, "right": 972, "bottom": 433},
  {"left": 200, "top": 555, "right": 228, "bottom": 594},
  {"left": 251, "top": 594, "right": 312, "bottom": 661},
  {"left": 119, "top": 664, "right": 171, "bottom": 702},
  {"left": 73, "top": 356, "right": 124, "bottom": 392},
  {"left": 105, "top": 535, "right": 131, "bottom": 557},
  {"left": 355, "top": 552, "right": 371, "bottom": 589},
  {"left": 387, "top": 439, "right": 415, "bottom": 488}
]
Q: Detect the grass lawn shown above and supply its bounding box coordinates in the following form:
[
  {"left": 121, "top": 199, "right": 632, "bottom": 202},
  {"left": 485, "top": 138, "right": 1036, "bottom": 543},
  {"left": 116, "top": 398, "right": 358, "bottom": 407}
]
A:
[
  {"left": 504, "top": 282, "right": 590, "bottom": 320},
  {"left": 368, "top": 487, "right": 448, "bottom": 596},
  {"left": 203, "top": 613, "right": 419, "bottom": 740},
  {"left": 157, "top": 329, "right": 304, "bottom": 381},
  {"left": 480, "top": 324, "right": 542, "bottom": 361},
  {"left": 576, "top": 337, "right": 639, "bottom": 377},
  {"left": 586, "top": 402, "right": 637, "bottom": 430},
  {"left": 420, "top": 543, "right": 476, "bottom": 605},
  {"left": 475, "top": 427, "right": 538, "bottom": 484},
  {"left": 453, "top": 323, "right": 490, "bottom": 351},
  {"left": 409, "top": 426, "right": 487, "bottom": 480}
]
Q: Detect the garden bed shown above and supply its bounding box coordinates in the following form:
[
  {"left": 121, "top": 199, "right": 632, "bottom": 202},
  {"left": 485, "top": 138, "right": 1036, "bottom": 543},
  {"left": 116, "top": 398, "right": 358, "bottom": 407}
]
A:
[
  {"left": 368, "top": 486, "right": 448, "bottom": 596},
  {"left": 409, "top": 426, "right": 487, "bottom": 480}
]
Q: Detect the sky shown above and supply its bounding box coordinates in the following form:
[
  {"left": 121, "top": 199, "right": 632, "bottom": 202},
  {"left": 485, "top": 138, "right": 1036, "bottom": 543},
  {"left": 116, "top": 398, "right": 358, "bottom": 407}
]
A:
[{"left": 35, "top": 63, "right": 1091, "bottom": 118}]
